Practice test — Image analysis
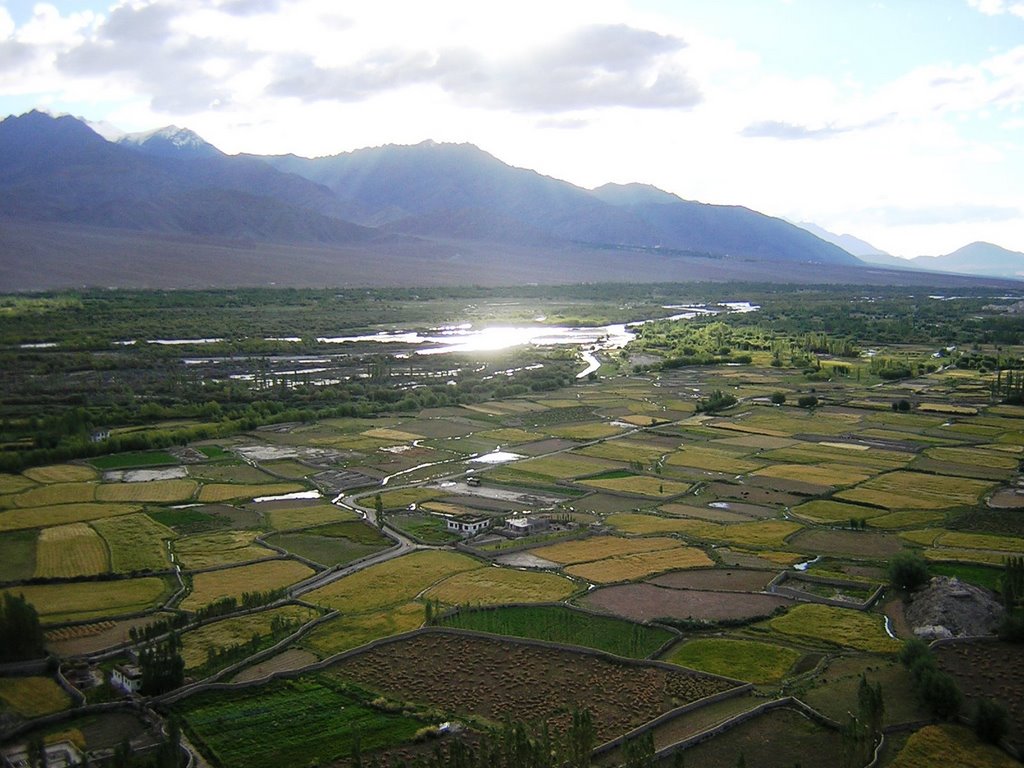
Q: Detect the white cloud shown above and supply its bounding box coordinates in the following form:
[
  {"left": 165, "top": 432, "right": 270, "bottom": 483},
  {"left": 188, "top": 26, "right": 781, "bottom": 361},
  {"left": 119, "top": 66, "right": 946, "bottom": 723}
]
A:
[{"left": 967, "top": 0, "right": 1024, "bottom": 17}]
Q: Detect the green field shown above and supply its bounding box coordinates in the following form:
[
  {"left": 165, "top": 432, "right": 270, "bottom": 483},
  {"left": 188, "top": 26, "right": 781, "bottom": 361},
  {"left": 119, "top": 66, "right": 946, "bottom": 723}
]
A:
[
  {"left": 180, "top": 560, "right": 315, "bottom": 611},
  {"left": 440, "top": 604, "right": 674, "bottom": 658},
  {"left": 769, "top": 604, "right": 900, "bottom": 653},
  {"left": 0, "top": 676, "right": 72, "bottom": 717},
  {"left": 268, "top": 529, "right": 389, "bottom": 566},
  {"left": 666, "top": 638, "right": 801, "bottom": 683},
  {"left": 177, "top": 677, "right": 426, "bottom": 768},
  {"left": 180, "top": 604, "right": 320, "bottom": 672},
  {"left": 174, "top": 531, "right": 274, "bottom": 569},
  {"left": 0, "top": 529, "right": 37, "bottom": 581},
  {"left": 266, "top": 504, "right": 358, "bottom": 530},
  {"left": 89, "top": 451, "right": 179, "bottom": 469},
  {"left": 300, "top": 603, "right": 425, "bottom": 657},
  {"left": 0, "top": 502, "right": 142, "bottom": 532},
  {"left": 34, "top": 522, "right": 110, "bottom": 579},
  {"left": 92, "top": 513, "right": 173, "bottom": 572}
]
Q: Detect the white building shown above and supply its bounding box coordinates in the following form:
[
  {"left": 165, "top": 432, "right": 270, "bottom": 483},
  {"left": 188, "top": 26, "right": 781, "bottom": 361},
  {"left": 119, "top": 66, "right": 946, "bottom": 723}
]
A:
[
  {"left": 444, "top": 514, "right": 492, "bottom": 537},
  {"left": 111, "top": 663, "right": 143, "bottom": 694}
]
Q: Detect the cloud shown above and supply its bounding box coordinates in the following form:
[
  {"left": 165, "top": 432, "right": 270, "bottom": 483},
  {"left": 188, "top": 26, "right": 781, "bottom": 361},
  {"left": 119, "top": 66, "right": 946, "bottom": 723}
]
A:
[
  {"left": 967, "top": 0, "right": 1024, "bottom": 17},
  {"left": 741, "top": 115, "right": 892, "bottom": 140},
  {"left": 266, "top": 23, "right": 701, "bottom": 113},
  {"left": 863, "top": 204, "right": 1021, "bottom": 226}
]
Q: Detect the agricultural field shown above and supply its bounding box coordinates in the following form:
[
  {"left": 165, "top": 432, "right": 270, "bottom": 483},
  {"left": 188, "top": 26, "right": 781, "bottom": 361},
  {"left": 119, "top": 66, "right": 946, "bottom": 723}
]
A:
[
  {"left": 328, "top": 631, "right": 740, "bottom": 742},
  {"left": 666, "top": 638, "right": 802, "bottom": 684},
  {"left": 180, "top": 560, "right": 315, "bottom": 611},
  {"left": 768, "top": 604, "right": 900, "bottom": 653},
  {"left": 33, "top": 523, "right": 109, "bottom": 579},
  {"left": 174, "top": 530, "right": 275, "bottom": 569},
  {"left": 4, "top": 577, "right": 170, "bottom": 623},
  {"left": 421, "top": 566, "right": 577, "bottom": 605},
  {"left": 179, "top": 604, "right": 320, "bottom": 672},
  {"left": 176, "top": 676, "right": 428, "bottom": 768},
  {"left": 299, "top": 603, "right": 426, "bottom": 657},
  {"left": 581, "top": 582, "right": 791, "bottom": 624},
  {"left": 0, "top": 676, "right": 72, "bottom": 718},
  {"left": 265, "top": 503, "right": 358, "bottom": 530},
  {"left": 197, "top": 481, "right": 306, "bottom": 503},
  {"left": 0, "top": 501, "right": 142, "bottom": 532},
  {"left": 267, "top": 524, "right": 391, "bottom": 566},
  {"left": 438, "top": 605, "right": 675, "bottom": 658},
  {"left": 889, "top": 724, "right": 1020, "bottom": 768},
  {"left": 92, "top": 513, "right": 173, "bottom": 572},
  {"left": 564, "top": 546, "right": 712, "bottom": 583},
  {"left": 94, "top": 478, "right": 198, "bottom": 503}
]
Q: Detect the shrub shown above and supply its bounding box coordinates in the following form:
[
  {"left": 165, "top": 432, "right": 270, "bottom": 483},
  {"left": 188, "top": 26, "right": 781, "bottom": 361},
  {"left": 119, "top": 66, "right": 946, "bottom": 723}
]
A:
[
  {"left": 888, "top": 551, "right": 929, "bottom": 592},
  {"left": 770, "top": 392, "right": 786, "bottom": 405},
  {"left": 797, "top": 395, "right": 818, "bottom": 408}
]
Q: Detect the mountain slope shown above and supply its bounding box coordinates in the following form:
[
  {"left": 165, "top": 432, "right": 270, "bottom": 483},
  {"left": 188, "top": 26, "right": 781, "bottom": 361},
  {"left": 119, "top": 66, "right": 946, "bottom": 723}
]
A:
[{"left": 0, "top": 111, "right": 377, "bottom": 245}]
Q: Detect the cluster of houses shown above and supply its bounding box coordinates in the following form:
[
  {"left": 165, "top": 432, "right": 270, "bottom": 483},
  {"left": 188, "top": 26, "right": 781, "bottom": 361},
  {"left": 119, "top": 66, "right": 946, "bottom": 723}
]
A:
[{"left": 442, "top": 512, "right": 556, "bottom": 538}]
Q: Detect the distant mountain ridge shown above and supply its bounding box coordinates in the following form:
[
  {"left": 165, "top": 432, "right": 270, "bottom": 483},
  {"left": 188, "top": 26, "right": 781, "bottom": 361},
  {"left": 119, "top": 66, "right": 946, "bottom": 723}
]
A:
[
  {"left": 910, "top": 242, "right": 1024, "bottom": 279},
  {"left": 0, "top": 109, "right": 1019, "bottom": 288}
]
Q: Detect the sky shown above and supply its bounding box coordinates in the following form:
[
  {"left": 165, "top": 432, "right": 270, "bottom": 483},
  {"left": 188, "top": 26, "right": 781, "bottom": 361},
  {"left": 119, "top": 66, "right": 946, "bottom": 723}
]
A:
[{"left": 1, "top": 0, "right": 1023, "bottom": 258}]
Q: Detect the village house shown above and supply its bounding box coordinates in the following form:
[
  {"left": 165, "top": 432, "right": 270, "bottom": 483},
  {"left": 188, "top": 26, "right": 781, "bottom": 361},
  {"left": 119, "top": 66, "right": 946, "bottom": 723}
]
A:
[
  {"left": 444, "top": 514, "right": 492, "bottom": 537},
  {"left": 2, "top": 740, "right": 84, "bottom": 768},
  {"left": 111, "top": 662, "right": 143, "bottom": 694},
  {"left": 505, "top": 516, "right": 550, "bottom": 537}
]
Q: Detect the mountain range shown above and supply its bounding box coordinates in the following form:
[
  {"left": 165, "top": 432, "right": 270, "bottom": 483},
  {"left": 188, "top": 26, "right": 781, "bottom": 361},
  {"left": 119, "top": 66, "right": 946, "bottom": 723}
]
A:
[{"left": 0, "top": 110, "right": 1019, "bottom": 290}]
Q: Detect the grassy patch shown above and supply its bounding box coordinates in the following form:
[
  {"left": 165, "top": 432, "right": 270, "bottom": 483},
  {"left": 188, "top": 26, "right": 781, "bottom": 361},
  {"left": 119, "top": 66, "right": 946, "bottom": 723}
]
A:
[
  {"left": 188, "top": 465, "right": 281, "bottom": 484},
  {"left": 180, "top": 560, "right": 315, "bottom": 612},
  {"left": 666, "top": 638, "right": 800, "bottom": 683},
  {"left": 548, "top": 422, "right": 628, "bottom": 440},
  {"left": 4, "top": 482, "right": 96, "bottom": 508},
  {"left": 890, "top": 724, "right": 1019, "bottom": 768},
  {"left": 385, "top": 513, "right": 460, "bottom": 544},
  {"left": 0, "top": 474, "right": 38, "bottom": 494},
  {"left": 440, "top": 604, "right": 674, "bottom": 658},
  {"left": 530, "top": 535, "right": 681, "bottom": 565},
  {"left": 769, "top": 604, "right": 900, "bottom": 653},
  {"left": 92, "top": 514, "right": 174, "bottom": 573},
  {"left": 267, "top": 531, "right": 389, "bottom": 566},
  {"left": 752, "top": 463, "right": 873, "bottom": 487},
  {"left": 868, "top": 510, "right": 947, "bottom": 529},
  {"left": 791, "top": 499, "right": 889, "bottom": 524},
  {"left": 375, "top": 487, "right": 444, "bottom": 510},
  {"left": 0, "top": 676, "right": 72, "bottom": 717},
  {"left": 4, "top": 577, "right": 169, "bottom": 623},
  {"left": 837, "top": 471, "right": 995, "bottom": 510},
  {"left": 34, "top": 523, "right": 109, "bottom": 579}
]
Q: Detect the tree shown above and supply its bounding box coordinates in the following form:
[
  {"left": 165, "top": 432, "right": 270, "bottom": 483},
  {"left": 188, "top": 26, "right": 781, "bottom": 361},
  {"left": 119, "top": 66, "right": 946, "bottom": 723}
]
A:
[
  {"left": 888, "top": 551, "right": 929, "bottom": 592},
  {"left": 797, "top": 395, "right": 818, "bottom": 408},
  {"left": 972, "top": 698, "right": 1009, "bottom": 744},
  {"left": 621, "top": 732, "right": 655, "bottom": 768},
  {"left": 139, "top": 633, "right": 185, "bottom": 696},
  {"left": 770, "top": 392, "right": 787, "bottom": 405},
  {"left": 0, "top": 593, "right": 45, "bottom": 662},
  {"left": 567, "top": 707, "right": 595, "bottom": 768}
]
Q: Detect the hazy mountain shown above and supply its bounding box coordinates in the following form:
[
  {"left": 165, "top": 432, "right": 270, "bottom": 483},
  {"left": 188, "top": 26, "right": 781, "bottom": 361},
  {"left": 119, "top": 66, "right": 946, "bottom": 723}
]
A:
[
  {"left": 262, "top": 144, "right": 856, "bottom": 264},
  {"left": 793, "top": 221, "right": 922, "bottom": 270},
  {"left": 910, "top": 242, "right": 1024, "bottom": 279},
  {"left": 0, "top": 111, "right": 376, "bottom": 244}
]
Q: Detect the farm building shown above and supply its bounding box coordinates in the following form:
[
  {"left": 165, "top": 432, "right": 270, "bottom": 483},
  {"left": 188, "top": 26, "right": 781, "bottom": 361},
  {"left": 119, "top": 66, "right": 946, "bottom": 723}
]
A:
[
  {"left": 2, "top": 740, "right": 84, "bottom": 768},
  {"left": 505, "top": 516, "right": 550, "bottom": 537},
  {"left": 445, "top": 514, "right": 492, "bottom": 537},
  {"left": 111, "top": 663, "right": 143, "bottom": 694}
]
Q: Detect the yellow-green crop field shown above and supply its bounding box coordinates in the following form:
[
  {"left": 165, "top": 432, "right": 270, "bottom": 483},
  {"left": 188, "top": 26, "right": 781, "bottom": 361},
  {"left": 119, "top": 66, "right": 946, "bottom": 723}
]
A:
[
  {"left": 92, "top": 514, "right": 173, "bottom": 572},
  {"left": 0, "top": 502, "right": 141, "bottom": 532},
  {"left": 197, "top": 482, "right": 305, "bottom": 503},
  {"left": 575, "top": 440, "right": 667, "bottom": 464},
  {"left": 0, "top": 676, "right": 72, "bottom": 717},
  {"left": 867, "top": 511, "right": 947, "bottom": 529},
  {"left": 180, "top": 604, "right": 319, "bottom": 669},
  {"left": 174, "top": 531, "right": 274, "bottom": 569},
  {"left": 665, "top": 448, "right": 764, "bottom": 474},
  {"left": 910, "top": 530, "right": 1024, "bottom": 553},
  {"left": 759, "top": 443, "right": 912, "bottom": 471},
  {"left": 564, "top": 546, "right": 712, "bottom": 583},
  {"left": 0, "top": 474, "right": 37, "bottom": 494},
  {"left": 33, "top": 523, "right": 109, "bottom": 579},
  {"left": 769, "top": 604, "right": 900, "bottom": 653},
  {"left": 22, "top": 464, "right": 98, "bottom": 484},
  {"left": 299, "top": 603, "right": 425, "bottom": 657},
  {"left": 791, "top": 500, "right": 889, "bottom": 524},
  {"left": 95, "top": 479, "right": 198, "bottom": 503},
  {"left": 304, "top": 550, "right": 481, "bottom": 613},
  {"left": 188, "top": 465, "right": 283, "bottom": 484},
  {"left": 605, "top": 514, "right": 699, "bottom": 535},
  {"left": 4, "top": 577, "right": 169, "bottom": 623},
  {"left": 267, "top": 504, "right": 357, "bottom": 530},
  {"left": 422, "top": 566, "right": 577, "bottom": 605},
  {"left": 2, "top": 482, "right": 96, "bottom": 508},
  {"left": 376, "top": 487, "right": 443, "bottom": 509},
  {"left": 752, "top": 463, "right": 873, "bottom": 487},
  {"left": 529, "top": 535, "right": 681, "bottom": 565},
  {"left": 605, "top": 515, "right": 801, "bottom": 549},
  {"left": 514, "top": 453, "right": 622, "bottom": 479},
  {"left": 837, "top": 471, "right": 995, "bottom": 510},
  {"left": 923, "top": 547, "right": 1008, "bottom": 565},
  {"left": 578, "top": 475, "right": 692, "bottom": 497},
  {"left": 180, "top": 560, "right": 315, "bottom": 612},
  {"left": 361, "top": 427, "right": 424, "bottom": 442},
  {"left": 474, "top": 428, "right": 542, "bottom": 444},
  {"left": 547, "top": 422, "right": 629, "bottom": 440},
  {"left": 667, "top": 639, "right": 801, "bottom": 684},
  {"left": 923, "top": 446, "right": 1019, "bottom": 469}
]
